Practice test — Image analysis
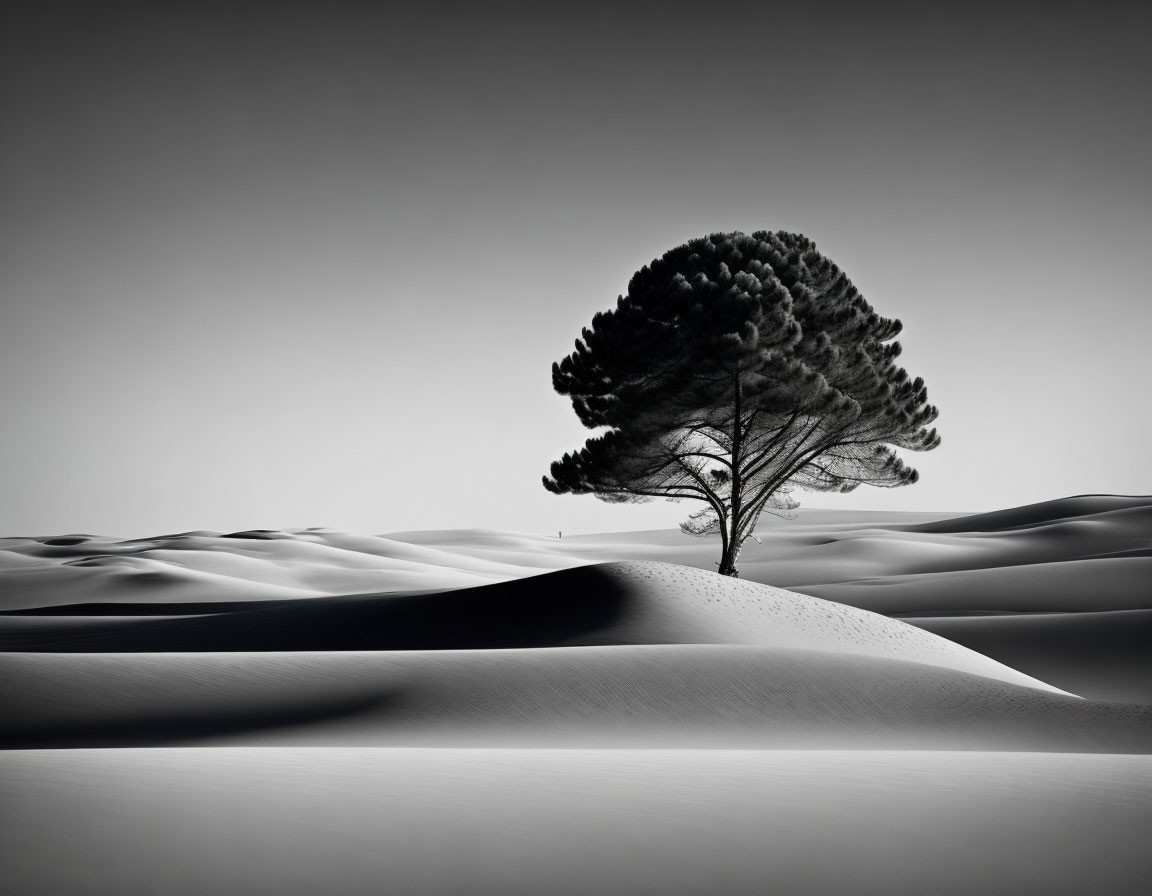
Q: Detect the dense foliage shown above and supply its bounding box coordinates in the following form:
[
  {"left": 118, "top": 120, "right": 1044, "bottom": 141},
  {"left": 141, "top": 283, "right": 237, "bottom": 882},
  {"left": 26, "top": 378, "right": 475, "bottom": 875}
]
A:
[{"left": 544, "top": 230, "right": 940, "bottom": 576}]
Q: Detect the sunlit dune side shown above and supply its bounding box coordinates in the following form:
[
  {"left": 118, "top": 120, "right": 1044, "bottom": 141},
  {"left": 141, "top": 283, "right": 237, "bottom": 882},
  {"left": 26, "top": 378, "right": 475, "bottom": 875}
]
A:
[
  {"left": 4, "top": 749, "right": 1152, "bottom": 896},
  {"left": 4, "top": 645, "right": 1150, "bottom": 751}
]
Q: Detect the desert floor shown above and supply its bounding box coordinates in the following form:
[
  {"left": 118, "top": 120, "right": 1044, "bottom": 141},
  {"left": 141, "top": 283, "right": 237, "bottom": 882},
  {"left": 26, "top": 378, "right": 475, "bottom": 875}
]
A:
[{"left": 2, "top": 494, "right": 1150, "bottom": 894}]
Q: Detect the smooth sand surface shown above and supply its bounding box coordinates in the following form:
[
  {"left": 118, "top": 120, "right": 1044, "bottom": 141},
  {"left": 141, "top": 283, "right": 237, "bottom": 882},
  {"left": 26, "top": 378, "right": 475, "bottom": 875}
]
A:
[
  {"left": 4, "top": 749, "right": 1152, "bottom": 896},
  {"left": 4, "top": 496, "right": 1151, "bottom": 893},
  {"left": 4, "top": 647, "right": 1150, "bottom": 751}
]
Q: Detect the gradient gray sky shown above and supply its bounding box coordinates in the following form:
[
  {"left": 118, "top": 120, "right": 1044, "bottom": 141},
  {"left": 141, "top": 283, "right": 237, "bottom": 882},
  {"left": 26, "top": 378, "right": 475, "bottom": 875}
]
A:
[{"left": 2, "top": 2, "right": 1149, "bottom": 537}]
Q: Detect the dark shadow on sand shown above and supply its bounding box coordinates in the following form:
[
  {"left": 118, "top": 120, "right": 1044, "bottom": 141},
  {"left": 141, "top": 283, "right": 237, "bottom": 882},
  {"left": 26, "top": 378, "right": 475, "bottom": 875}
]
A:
[
  {"left": 0, "top": 691, "right": 392, "bottom": 749},
  {"left": 0, "top": 566, "right": 629, "bottom": 653}
]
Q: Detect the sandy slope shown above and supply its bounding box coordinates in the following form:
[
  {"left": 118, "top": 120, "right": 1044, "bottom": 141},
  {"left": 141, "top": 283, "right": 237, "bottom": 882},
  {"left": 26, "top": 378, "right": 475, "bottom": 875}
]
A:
[
  {"left": 4, "top": 646, "right": 1149, "bottom": 751},
  {"left": 8, "top": 560, "right": 1118, "bottom": 752},
  {"left": 7, "top": 560, "right": 1151, "bottom": 754},
  {"left": 4, "top": 497, "right": 1151, "bottom": 894},
  {"left": 3, "top": 495, "right": 1149, "bottom": 706},
  {"left": 910, "top": 609, "right": 1152, "bottom": 704},
  {"left": 0, "top": 561, "right": 1063, "bottom": 690},
  {"left": 4, "top": 749, "right": 1151, "bottom": 896}
]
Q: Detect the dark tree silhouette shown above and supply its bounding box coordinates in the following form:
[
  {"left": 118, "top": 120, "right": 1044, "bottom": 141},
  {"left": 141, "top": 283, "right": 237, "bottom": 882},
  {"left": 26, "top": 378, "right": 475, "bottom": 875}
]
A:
[{"left": 543, "top": 230, "right": 940, "bottom": 577}]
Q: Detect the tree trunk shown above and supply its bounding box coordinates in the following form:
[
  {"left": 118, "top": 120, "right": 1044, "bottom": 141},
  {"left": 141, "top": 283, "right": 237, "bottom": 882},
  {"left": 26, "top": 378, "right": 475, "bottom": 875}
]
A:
[
  {"left": 721, "top": 370, "right": 743, "bottom": 578},
  {"left": 717, "top": 541, "right": 741, "bottom": 577}
]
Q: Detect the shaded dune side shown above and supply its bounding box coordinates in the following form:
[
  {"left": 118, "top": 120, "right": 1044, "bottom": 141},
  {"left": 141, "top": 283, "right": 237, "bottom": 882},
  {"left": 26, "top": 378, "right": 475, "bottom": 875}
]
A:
[
  {"left": 0, "top": 561, "right": 1065, "bottom": 694},
  {"left": 760, "top": 505, "right": 1152, "bottom": 589},
  {"left": 798, "top": 557, "right": 1152, "bottom": 615},
  {"left": 909, "top": 610, "right": 1152, "bottom": 705},
  {"left": 2, "top": 648, "right": 1149, "bottom": 751},
  {"left": 0, "top": 599, "right": 311, "bottom": 616},
  {"left": 0, "top": 565, "right": 626, "bottom": 652}
]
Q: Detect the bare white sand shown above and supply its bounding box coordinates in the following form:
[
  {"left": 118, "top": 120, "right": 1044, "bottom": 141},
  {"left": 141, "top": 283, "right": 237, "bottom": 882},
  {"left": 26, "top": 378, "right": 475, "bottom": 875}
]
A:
[
  {"left": 3, "top": 748, "right": 1151, "bottom": 896},
  {"left": 5, "top": 646, "right": 1150, "bottom": 751},
  {"left": 3, "top": 495, "right": 1150, "bottom": 893}
]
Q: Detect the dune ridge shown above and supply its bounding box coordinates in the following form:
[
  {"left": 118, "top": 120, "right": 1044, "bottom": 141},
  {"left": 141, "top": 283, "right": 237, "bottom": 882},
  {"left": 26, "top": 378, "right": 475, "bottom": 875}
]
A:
[
  {"left": 0, "top": 560, "right": 1067, "bottom": 694},
  {"left": 5, "top": 497, "right": 1148, "bottom": 620},
  {"left": 906, "top": 494, "right": 1152, "bottom": 534},
  {"left": 8, "top": 559, "right": 1147, "bottom": 754},
  {"left": 3, "top": 495, "right": 1150, "bottom": 752}
]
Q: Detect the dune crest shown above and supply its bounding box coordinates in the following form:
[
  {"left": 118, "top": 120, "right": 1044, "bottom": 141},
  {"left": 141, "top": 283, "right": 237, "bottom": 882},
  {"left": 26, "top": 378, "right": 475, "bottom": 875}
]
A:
[
  {"left": 0, "top": 558, "right": 1068, "bottom": 696},
  {"left": 906, "top": 494, "right": 1152, "bottom": 534},
  {"left": 552, "top": 562, "right": 1072, "bottom": 694}
]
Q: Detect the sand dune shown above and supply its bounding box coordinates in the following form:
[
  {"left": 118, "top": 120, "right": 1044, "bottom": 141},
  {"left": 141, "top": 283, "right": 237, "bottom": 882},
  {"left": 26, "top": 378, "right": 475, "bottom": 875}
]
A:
[
  {"left": 907, "top": 494, "right": 1152, "bottom": 533},
  {"left": 0, "top": 560, "right": 1064, "bottom": 692},
  {"left": 802, "top": 556, "right": 1152, "bottom": 615},
  {"left": 4, "top": 646, "right": 1150, "bottom": 751},
  {"left": 10, "top": 558, "right": 1151, "bottom": 756},
  {"left": 4, "top": 496, "right": 1149, "bottom": 706},
  {"left": 6, "top": 498, "right": 1148, "bottom": 621},
  {"left": 4, "top": 749, "right": 1151, "bottom": 896},
  {"left": 910, "top": 609, "right": 1152, "bottom": 704},
  {"left": 4, "top": 497, "right": 1151, "bottom": 895},
  {"left": 0, "top": 530, "right": 523, "bottom": 610},
  {"left": 0, "top": 554, "right": 326, "bottom": 610}
]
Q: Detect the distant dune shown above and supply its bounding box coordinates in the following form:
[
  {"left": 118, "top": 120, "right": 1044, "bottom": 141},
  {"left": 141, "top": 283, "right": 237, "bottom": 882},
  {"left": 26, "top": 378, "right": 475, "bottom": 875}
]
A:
[
  {"left": 906, "top": 494, "right": 1152, "bottom": 533},
  {"left": 5, "top": 497, "right": 1146, "bottom": 615}
]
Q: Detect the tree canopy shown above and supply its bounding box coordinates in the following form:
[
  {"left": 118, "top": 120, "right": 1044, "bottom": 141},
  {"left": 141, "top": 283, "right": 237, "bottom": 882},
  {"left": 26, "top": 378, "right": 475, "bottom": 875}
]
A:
[{"left": 543, "top": 230, "right": 940, "bottom": 576}]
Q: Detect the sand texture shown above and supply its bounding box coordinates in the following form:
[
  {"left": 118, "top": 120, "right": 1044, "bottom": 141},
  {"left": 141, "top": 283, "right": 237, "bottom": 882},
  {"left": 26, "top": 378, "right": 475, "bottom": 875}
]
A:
[
  {"left": 4, "top": 749, "right": 1152, "bottom": 896},
  {"left": 3, "top": 495, "right": 1151, "bottom": 894}
]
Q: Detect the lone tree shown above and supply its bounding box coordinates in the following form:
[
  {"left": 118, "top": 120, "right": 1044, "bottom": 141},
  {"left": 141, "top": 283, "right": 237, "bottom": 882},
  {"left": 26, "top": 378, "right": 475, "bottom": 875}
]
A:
[{"left": 543, "top": 230, "right": 940, "bottom": 577}]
